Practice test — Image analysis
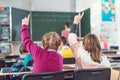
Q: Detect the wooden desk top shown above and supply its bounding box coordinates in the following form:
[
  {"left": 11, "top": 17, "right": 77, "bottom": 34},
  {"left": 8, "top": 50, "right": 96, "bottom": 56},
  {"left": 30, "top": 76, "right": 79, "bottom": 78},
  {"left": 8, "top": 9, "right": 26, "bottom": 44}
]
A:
[
  {"left": 0, "top": 71, "right": 32, "bottom": 76},
  {"left": 63, "top": 64, "right": 75, "bottom": 69},
  {"left": 0, "top": 64, "right": 74, "bottom": 76},
  {"left": 102, "top": 50, "right": 117, "bottom": 54}
]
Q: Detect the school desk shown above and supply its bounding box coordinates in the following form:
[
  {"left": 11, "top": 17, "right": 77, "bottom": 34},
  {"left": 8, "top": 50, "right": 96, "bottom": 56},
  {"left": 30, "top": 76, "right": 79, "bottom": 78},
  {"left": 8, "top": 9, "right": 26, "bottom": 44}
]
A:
[{"left": 0, "top": 64, "right": 119, "bottom": 80}]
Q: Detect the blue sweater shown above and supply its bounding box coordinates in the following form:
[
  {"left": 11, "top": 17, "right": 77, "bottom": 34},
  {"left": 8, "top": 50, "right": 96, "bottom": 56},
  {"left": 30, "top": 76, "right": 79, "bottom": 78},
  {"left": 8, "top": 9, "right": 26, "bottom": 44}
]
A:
[{"left": 24, "top": 53, "right": 32, "bottom": 66}]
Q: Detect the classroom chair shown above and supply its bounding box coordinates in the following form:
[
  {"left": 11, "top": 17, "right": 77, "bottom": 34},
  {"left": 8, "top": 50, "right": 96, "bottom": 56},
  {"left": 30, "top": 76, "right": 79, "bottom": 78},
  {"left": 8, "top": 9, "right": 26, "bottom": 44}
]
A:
[
  {"left": 64, "top": 70, "right": 74, "bottom": 80},
  {"left": 74, "top": 68, "right": 111, "bottom": 80},
  {"left": 27, "top": 60, "right": 33, "bottom": 66},
  {"left": 5, "top": 55, "right": 20, "bottom": 59},
  {"left": 0, "top": 59, "right": 6, "bottom": 80},
  {"left": 0, "top": 59, "right": 6, "bottom": 70},
  {"left": 63, "top": 58, "right": 75, "bottom": 64},
  {"left": 22, "top": 71, "right": 64, "bottom": 80}
]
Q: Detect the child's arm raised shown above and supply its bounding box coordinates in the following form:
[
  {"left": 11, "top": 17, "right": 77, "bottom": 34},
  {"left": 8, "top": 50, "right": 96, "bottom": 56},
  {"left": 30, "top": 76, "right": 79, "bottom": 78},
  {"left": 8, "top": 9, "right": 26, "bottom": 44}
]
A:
[
  {"left": 68, "top": 12, "right": 84, "bottom": 56},
  {"left": 22, "top": 14, "right": 30, "bottom": 26},
  {"left": 21, "top": 14, "right": 43, "bottom": 60}
]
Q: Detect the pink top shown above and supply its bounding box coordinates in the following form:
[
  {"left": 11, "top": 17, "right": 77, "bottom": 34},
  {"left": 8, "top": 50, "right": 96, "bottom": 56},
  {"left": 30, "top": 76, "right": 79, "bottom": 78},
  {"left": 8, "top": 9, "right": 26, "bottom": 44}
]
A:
[
  {"left": 21, "top": 25, "right": 63, "bottom": 73},
  {"left": 61, "top": 29, "right": 70, "bottom": 39}
]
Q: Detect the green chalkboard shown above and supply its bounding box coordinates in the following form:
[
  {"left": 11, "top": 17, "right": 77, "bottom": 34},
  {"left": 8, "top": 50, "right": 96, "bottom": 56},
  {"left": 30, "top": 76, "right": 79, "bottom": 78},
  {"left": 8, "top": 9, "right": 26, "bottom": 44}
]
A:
[
  {"left": 81, "top": 8, "right": 91, "bottom": 37},
  {"left": 31, "top": 11, "right": 77, "bottom": 41},
  {"left": 12, "top": 7, "right": 29, "bottom": 41},
  {"left": 31, "top": 10, "right": 90, "bottom": 41}
]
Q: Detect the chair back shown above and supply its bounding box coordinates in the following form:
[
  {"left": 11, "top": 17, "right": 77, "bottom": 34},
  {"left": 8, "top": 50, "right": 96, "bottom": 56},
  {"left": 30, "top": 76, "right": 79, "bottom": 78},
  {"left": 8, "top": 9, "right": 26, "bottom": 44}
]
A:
[
  {"left": 5, "top": 55, "right": 20, "bottom": 59},
  {"left": 63, "top": 58, "right": 75, "bottom": 64},
  {"left": 27, "top": 60, "right": 33, "bottom": 66},
  {"left": 22, "top": 71, "right": 64, "bottom": 80},
  {"left": 74, "top": 68, "right": 111, "bottom": 80},
  {"left": 0, "top": 59, "right": 6, "bottom": 70}
]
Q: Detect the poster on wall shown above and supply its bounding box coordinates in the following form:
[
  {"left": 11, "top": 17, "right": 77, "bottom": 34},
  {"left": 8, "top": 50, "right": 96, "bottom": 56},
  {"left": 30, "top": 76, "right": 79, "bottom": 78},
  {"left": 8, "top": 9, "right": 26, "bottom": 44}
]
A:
[
  {"left": 100, "top": 22, "right": 119, "bottom": 50},
  {"left": 102, "top": 0, "right": 115, "bottom": 21},
  {"left": 91, "top": 0, "right": 119, "bottom": 50},
  {"left": 100, "top": 23, "right": 118, "bottom": 43}
]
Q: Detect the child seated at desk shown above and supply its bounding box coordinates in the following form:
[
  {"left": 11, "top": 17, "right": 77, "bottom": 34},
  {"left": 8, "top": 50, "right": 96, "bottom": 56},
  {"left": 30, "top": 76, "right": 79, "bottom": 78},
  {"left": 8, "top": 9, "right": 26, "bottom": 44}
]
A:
[
  {"left": 10, "top": 44, "right": 32, "bottom": 80},
  {"left": 12, "top": 44, "right": 32, "bottom": 71},
  {"left": 59, "top": 36, "right": 74, "bottom": 58},
  {"left": 68, "top": 12, "right": 110, "bottom": 69},
  {"left": 19, "top": 44, "right": 32, "bottom": 67},
  {"left": 21, "top": 15, "right": 63, "bottom": 73}
]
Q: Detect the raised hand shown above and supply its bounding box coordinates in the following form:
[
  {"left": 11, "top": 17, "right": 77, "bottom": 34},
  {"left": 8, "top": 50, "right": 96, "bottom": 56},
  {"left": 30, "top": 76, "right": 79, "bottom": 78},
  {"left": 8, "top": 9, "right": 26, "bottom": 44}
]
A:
[
  {"left": 73, "top": 12, "right": 84, "bottom": 24},
  {"left": 22, "top": 14, "right": 30, "bottom": 26}
]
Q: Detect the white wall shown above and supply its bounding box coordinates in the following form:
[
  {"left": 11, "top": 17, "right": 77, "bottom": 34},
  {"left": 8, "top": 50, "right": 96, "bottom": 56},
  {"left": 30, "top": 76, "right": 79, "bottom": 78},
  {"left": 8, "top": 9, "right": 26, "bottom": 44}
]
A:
[
  {"left": 31, "top": 0, "right": 75, "bottom": 12},
  {"left": 91, "top": 0, "right": 120, "bottom": 49},
  {"left": 0, "top": 0, "right": 76, "bottom": 11},
  {"left": 0, "top": 0, "right": 30, "bottom": 10},
  {"left": 75, "top": 0, "right": 99, "bottom": 12}
]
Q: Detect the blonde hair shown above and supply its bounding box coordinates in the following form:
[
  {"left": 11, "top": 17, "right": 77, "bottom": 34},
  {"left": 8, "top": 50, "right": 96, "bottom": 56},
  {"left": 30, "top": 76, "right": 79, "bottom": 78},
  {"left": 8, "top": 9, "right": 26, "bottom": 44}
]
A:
[
  {"left": 83, "top": 34, "right": 101, "bottom": 63},
  {"left": 42, "top": 32, "right": 61, "bottom": 50}
]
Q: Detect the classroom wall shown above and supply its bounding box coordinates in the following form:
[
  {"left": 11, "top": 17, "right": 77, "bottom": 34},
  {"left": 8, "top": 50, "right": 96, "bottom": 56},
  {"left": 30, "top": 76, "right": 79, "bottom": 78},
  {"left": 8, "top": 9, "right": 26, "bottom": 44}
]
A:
[
  {"left": 0, "top": 0, "right": 30, "bottom": 10},
  {"left": 116, "top": 0, "right": 120, "bottom": 30},
  {"left": 75, "top": 0, "right": 99, "bottom": 12},
  {"left": 0, "top": 0, "right": 101, "bottom": 12},
  {"left": 31, "top": 0, "right": 75, "bottom": 12},
  {"left": 91, "top": 0, "right": 120, "bottom": 50}
]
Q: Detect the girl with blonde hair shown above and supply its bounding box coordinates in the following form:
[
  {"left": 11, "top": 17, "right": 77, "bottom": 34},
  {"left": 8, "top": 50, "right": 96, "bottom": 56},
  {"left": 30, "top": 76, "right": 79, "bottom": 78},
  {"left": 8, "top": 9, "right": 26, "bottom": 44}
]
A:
[{"left": 21, "top": 15, "right": 63, "bottom": 73}]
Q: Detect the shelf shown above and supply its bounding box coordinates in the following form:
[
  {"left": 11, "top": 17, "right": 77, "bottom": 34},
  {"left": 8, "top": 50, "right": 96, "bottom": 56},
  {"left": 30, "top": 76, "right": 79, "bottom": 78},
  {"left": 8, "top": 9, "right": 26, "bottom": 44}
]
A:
[
  {"left": 0, "top": 38, "right": 8, "bottom": 41},
  {"left": 0, "top": 52, "right": 10, "bottom": 54},
  {"left": 10, "top": 41, "right": 22, "bottom": 44},
  {"left": 102, "top": 50, "right": 117, "bottom": 54},
  {"left": 0, "top": 24, "right": 9, "bottom": 27}
]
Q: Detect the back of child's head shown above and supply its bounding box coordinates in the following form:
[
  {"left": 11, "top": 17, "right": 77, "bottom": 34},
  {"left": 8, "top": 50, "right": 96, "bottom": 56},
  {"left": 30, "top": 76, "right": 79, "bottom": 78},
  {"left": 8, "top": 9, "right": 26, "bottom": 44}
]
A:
[
  {"left": 61, "top": 36, "right": 67, "bottom": 45},
  {"left": 83, "top": 34, "right": 101, "bottom": 63},
  {"left": 83, "top": 34, "right": 101, "bottom": 52},
  {"left": 65, "top": 22, "right": 70, "bottom": 28},
  {"left": 42, "top": 32, "right": 61, "bottom": 50},
  {"left": 19, "top": 44, "right": 28, "bottom": 54}
]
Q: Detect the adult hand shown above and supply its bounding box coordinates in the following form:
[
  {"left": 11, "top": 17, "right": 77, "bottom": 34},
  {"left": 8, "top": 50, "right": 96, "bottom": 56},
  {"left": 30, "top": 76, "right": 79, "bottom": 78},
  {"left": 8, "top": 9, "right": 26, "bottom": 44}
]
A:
[
  {"left": 73, "top": 12, "right": 84, "bottom": 24},
  {"left": 22, "top": 14, "right": 30, "bottom": 26}
]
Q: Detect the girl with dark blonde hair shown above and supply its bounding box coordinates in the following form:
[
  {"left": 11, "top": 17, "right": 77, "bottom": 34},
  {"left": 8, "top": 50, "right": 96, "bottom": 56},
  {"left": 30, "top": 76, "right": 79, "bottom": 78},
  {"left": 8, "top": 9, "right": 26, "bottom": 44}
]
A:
[
  {"left": 42, "top": 32, "right": 61, "bottom": 50},
  {"left": 83, "top": 34, "right": 102, "bottom": 63},
  {"left": 21, "top": 15, "right": 63, "bottom": 73},
  {"left": 68, "top": 13, "right": 110, "bottom": 69}
]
